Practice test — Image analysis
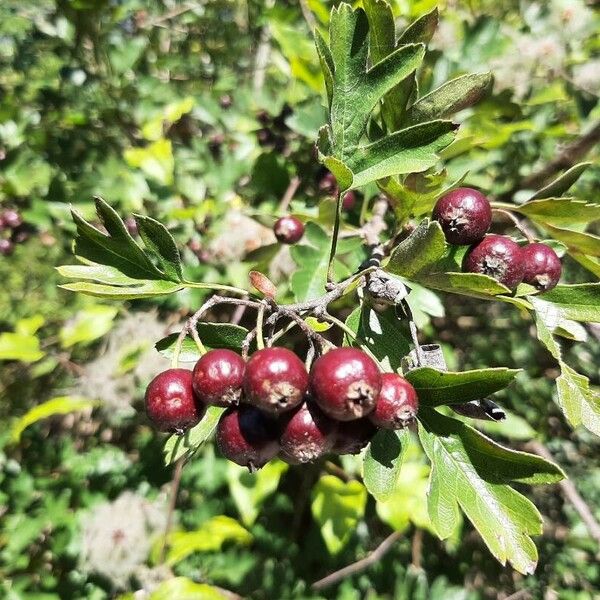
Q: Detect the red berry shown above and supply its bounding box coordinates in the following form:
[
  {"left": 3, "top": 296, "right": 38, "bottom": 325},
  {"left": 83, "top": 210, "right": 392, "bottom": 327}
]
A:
[
  {"left": 310, "top": 347, "right": 382, "bottom": 421},
  {"left": 0, "top": 239, "right": 14, "bottom": 256},
  {"left": 193, "top": 349, "right": 246, "bottom": 407},
  {"left": 1, "top": 209, "right": 23, "bottom": 230},
  {"left": 145, "top": 369, "right": 204, "bottom": 433},
  {"left": 369, "top": 373, "right": 418, "bottom": 429},
  {"left": 319, "top": 172, "right": 337, "bottom": 195},
  {"left": 463, "top": 234, "right": 525, "bottom": 290},
  {"left": 279, "top": 401, "right": 337, "bottom": 463},
  {"left": 432, "top": 188, "right": 492, "bottom": 245},
  {"left": 522, "top": 243, "right": 562, "bottom": 291},
  {"left": 273, "top": 216, "right": 304, "bottom": 245},
  {"left": 342, "top": 191, "right": 356, "bottom": 211},
  {"left": 216, "top": 405, "right": 279, "bottom": 469},
  {"left": 332, "top": 418, "right": 377, "bottom": 455},
  {"left": 243, "top": 347, "right": 309, "bottom": 414}
]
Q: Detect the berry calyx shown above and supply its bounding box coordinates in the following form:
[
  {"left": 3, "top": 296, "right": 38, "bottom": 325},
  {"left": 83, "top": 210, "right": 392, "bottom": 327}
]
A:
[
  {"left": 243, "top": 347, "right": 309, "bottom": 414},
  {"left": 273, "top": 216, "right": 304, "bottom": 245},
  {"left": 332, "top": 418, "right": 377, "bottom": 455},
  {"left": 521, "top": 243, "right": 562, "bottom": 291},
  {"left": 310, "top": 347, "right": 382, "bottom": 421},
  {"left": 369, "top": 373, "right": 418, "bottom": 429},
  {"left": 216, "top": 405, "right": 279, "bottom": 470},
  {"left": 145, "top": 369, "right": 204, "bottom": 433},
  {"left": 279, "top": 401, "right": 337, "bottom": 463},
  {"left": 463, "top": 234, "right": 525, "bottom": 290},
  {"left": 432, "top": 187, "right": 492, "bottom": 245},
  {"left": 192, "top": 349, "right": 246, "bottom": 407}
]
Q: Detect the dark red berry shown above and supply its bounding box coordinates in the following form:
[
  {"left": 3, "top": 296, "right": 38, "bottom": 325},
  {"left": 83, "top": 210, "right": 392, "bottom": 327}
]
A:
[
  {"left": 244, "top": 347, "right": 309, "bottom": 414},
  {"left": 145, "top": 369, "right": 204, "bottom": 433},
  {"left": 193, "top": 349, "right": 246, "bottom": 407},
  {"left": 273, "top": 216, "right": 304, "bottom": 245},
  {"left": 1, "top": 209, "right": 23, "bottom": 230},
  {"left": 369, "top": 373, "right": 418, "bottom": 429},
  {"left": 216, "top": 405, "right": 279, "bottom": 469},
  {"left": 332, "top": 418, "right": 377, "bottom": 455},
  {"left": 432, "top": 187, "right": 492, "bottom": 245},
  {"left": 522, "top": 243, "right": 562, "bottom": 291},
  {"left": 319, "top": 172, "right": 337, "bottom": 195},
  {"left": 463, "top": 234, "right": 525, "bottom": 290},
  {"left": 0, "top": 239, "right": 14, "bottom": 256},
  {"left": 342, "top": 191, "right": 356, "bottom": 211},
  {"left": 310, "top": 347, "right": 382, "bottom": 421},
  {"left": 279, "top": 401, "right": 337, "bottom": 463}
]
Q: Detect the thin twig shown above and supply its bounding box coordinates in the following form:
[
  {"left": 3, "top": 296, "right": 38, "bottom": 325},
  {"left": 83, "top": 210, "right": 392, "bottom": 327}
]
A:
[
  {"left": 527, "top": 441, "right": 600, "bottom": 546},
  {"left": 500, "top": 120, "right": 600, "bottom": 199},
  {"left": 311, "top": 531, "right": 403, "bottom": 590},
  {"left": 298, "top": 0, "right": 317, "bottom": 30},
  {"left": 411, "top": 528, "right": 423, "bottom": 569},
  {"left": 492, "top": 208, "right": 536, "bottom": 243},
  {"left": 159, "top": 457, "right": 185, "bottom": 564},
  {"left": 278, "top": 176, "right": 301, "bottom": 212}
]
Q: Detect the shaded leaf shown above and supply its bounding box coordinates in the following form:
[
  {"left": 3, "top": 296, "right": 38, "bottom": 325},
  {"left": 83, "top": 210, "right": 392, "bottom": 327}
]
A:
[
  {"left": 164, "top": 406, "right": 226, "bottom": 465},
  {"left": 512, "top": 197, "right": 600, "bottom": 227},
  {"left": 404, "top": 73, "right": 493, "bottom": 125},
  {"left": 157, "top": 323, "right": 249, "bottom": 363},
  {"left": 530, "top": 283, "right": 600, "bottom": 324},
  {"left": 363, "top": 427, "right": 410, "bottom": 502}
]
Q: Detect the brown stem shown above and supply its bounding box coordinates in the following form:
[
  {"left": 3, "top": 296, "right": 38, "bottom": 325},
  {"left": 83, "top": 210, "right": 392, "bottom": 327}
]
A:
[
  {"left": 159, "top": 457, "right": 185, "bottom": 564},
  {"left": 492, "top": 208, "right": 536, "bottom": 243},
  {"left": 411, "top": 528, "right": 423, "bottom": 569},
  {"left": 311, "top": 531, "right": 403, "bottom": 590},
  {"left": 500, "top": 120, "right": 600, "bottom": 199},
  {"left": 527, "top": 441, "right": 600, "bottom": 546},
  {"left": 278, "top": 176, "right": 301, "bottom": 212}
]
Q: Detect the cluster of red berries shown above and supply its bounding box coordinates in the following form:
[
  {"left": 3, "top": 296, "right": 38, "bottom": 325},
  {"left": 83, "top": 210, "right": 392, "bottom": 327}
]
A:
[
  {"left": 432, "top": 187, "right": 562, "bottom": 291},
  {"left": 320, "top": 171, "right": 357, "bottom": 211},
  {"left": 0, "top": 208, "right": 27, "bottom": 256},
  {"left": 145, "top": 347, "right": 418, "bottom": 469}
]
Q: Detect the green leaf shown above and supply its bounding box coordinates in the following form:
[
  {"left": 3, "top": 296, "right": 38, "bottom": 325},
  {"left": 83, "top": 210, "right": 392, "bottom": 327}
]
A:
[
  {"left": 529, "top": 162, "right": 592, "bottom": 200},
  {"left": 156, "top": 323, "right": 249, "bottom": 363},
  {"left": 11, "top": 397, "right": 99, "bottom": 443},
  {"left": 347, "top": 121, "right": 458, "bottom": 188},
  {"left": 397, "top": 7, "right": 439, "bottom": 46},
  {"left": 166, "top": 516, "right": 252, "bottom": 565},
  {"left": 543, "top": 223, "right": 600, "bottom": 257},
  {"left": 134, "top": 214, "right": 183, "bottom": 282},
  {"left": 0, "top": 332, "right": 45, "bottom": 363},
  {"left": 404, "top": 73, "right": 493, "bottom": 126},
  {"left": 386, "top": 219, "right": 446, "bottom": 278},
  {"left": 164, "top": 406, "right": 226, "bottom": 465},
  {"left": 311, "top": 475, "right": 367, "bottom": 554},
  {"left": 512, "top": 197, "right": 600, "bottom": 227},
  {"left": 149, "top": 578, "right": 230, "bottom": 600},
  {"left": 534, "top": 315, "right": 600, "bottom": 436},
  {"left": 419, "top": 271, "right": 512, "bottom": 299},
  {"left": 419, "top": 408, "right": 564, "bottom": 574},
  {"left": 60, "top": 279, "right": 184, "bottom": 299},
  {"left": 290, "top": 222, "right": 330, "bottom": 301},
  {"left": 73, "top": 197, "right": 163, "bottom": 280},
  {"left": 315, "top": 5, "right": 455, "bottom": 189},
  {"left": 227, "top": 461, "right": 288, "bottom": 526},
  {"left": 59, "top": 305, "right": 118, "bottom": 348},
  {"left": 124, "top": 138, "right": 174, "bottom": 185},
  {"left": 529, "top": 283, "right": 600, "bottom": 324},
  {"left": 344, "top": 304, "right": 411, "bottom": 371},
  {"left": 15, "top": 315, "right": 45, "bottom": 336},
  {"left": 406, "top": 367, "right": 521, "bottom": 407},
  {"left": 363, "top": 428, "right": 410, "bottom": 502}
]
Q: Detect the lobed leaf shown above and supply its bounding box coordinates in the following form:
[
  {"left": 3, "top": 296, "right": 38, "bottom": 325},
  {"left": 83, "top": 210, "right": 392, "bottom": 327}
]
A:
[
  {"left": 419, "top": 408, "right": 564, "bottom": 574},
  {"left": 512, "top": 197, "right": 600, "bottom": 227}
]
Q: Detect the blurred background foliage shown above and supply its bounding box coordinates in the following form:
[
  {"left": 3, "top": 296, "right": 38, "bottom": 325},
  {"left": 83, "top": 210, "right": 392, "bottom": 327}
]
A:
[{"left": 0, "top": 0, "right": 599, "bottom": 598}]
